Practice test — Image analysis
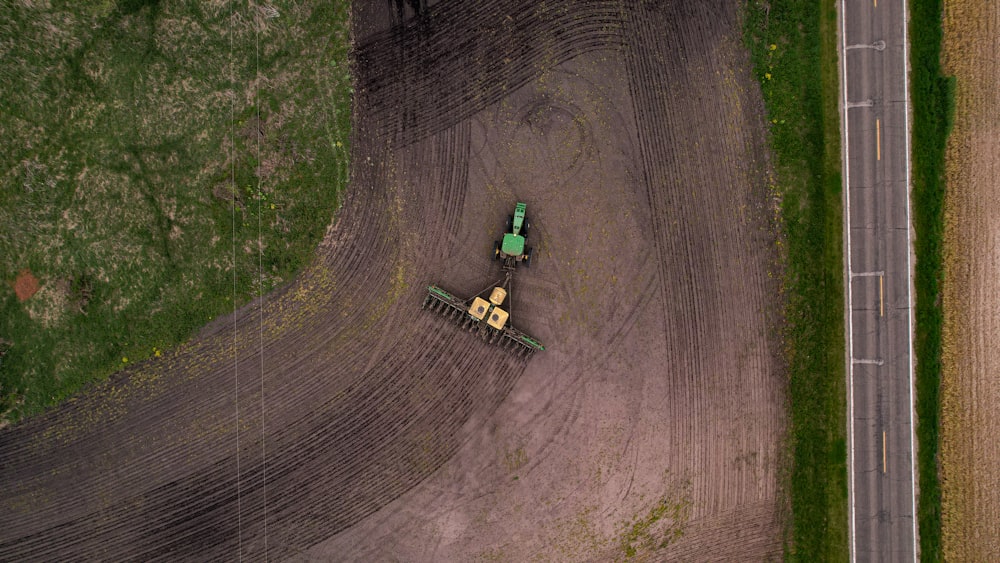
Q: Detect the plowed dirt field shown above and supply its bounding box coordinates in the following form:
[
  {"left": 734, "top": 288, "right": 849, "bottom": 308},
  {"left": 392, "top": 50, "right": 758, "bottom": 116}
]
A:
[
  {"left": 941, "top": 2, "right": 1000, "bottom": 559},
  {"left": 0, "top": 0, "right": 787, "bottom": 560}
]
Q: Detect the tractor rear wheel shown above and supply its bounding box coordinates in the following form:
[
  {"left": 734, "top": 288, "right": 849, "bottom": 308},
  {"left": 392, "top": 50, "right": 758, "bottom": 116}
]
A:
[
  {"left": 524, "top": 247, "right": 533, "bottom": 267},
  {"left": 494, "top": 240, "right": 501, "bottom": 260}
]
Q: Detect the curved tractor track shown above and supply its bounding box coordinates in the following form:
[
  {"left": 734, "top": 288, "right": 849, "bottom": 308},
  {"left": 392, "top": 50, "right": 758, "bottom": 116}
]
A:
[{"left": 0, "top": 0, "right": 786, "bottom": 560}]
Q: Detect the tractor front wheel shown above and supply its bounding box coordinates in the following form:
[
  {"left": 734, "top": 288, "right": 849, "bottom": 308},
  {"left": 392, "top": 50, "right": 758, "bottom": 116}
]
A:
[{"left": 522, "top": 217, "right": 530, "bottom": 238}]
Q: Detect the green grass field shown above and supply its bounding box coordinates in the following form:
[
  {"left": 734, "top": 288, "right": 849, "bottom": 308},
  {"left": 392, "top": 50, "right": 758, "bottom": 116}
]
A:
[
  {"left": 745, "top": 1, "right": 848, "bottom": 559},
  {"left": 909, "top": 0, "right": 951, "bottom": 559},
  {"left": 0, "top": 0, "right": 351, "bottom": 424}
]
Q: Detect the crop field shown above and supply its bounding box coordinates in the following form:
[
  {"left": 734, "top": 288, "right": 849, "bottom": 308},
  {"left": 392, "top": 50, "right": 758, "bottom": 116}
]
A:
[
  {"left": 940, "top": 1, "right": 1000, "bottom": 559},
  {"left": 0, "top": 0, "right": 351, "bottom": 423},
  {"left": 1, "top": 0, "right": 789, "bottom": 560}
]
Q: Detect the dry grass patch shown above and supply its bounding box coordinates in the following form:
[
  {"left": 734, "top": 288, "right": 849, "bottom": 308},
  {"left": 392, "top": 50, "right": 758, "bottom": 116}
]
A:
[{"left": 940, "top": 1, "right": 1000, "bottom": 559}]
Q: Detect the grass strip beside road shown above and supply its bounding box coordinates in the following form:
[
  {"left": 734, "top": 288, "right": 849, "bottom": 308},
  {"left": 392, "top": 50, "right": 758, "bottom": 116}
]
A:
[
  {"left": 745, "top": 1, "right": 848, "bottom": 559},
  {"left": 0, "top": 1, "right": 352, "bottom": 423},
  {"left": 909, "top": 0, "right": 951, "bottom": 559}
]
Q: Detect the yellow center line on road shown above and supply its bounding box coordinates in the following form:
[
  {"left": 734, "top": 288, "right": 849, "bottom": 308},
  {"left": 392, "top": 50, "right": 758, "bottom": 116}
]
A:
[
  {"left": 880, "top": 274, "right": 884, "bottom": 316},
  {"left": 876, "top": 118, "right": 881, "bottom": 161},
  {"left": 883, "top": 431, "right": 887, "bottom": 473}
]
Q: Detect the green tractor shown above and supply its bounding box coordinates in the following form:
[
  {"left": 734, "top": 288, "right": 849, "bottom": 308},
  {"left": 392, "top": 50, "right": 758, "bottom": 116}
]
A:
[
  {"left": 423, "top": 202, "right": 544, "bottom": 355},
  {"left": 494, "top": 202, "right": 533, "bottom": 269}
]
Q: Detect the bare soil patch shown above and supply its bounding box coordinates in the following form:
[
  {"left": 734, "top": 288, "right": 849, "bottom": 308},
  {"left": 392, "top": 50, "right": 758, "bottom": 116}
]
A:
[
  {"left": 12, "top": 270, "right": 40, "bottom": 302},
  {"left": 0, "top": 0, "right": 785, "bottom": 560},
  {"left": 941, "top": 2, "right": 1000, "bottom": 559}
]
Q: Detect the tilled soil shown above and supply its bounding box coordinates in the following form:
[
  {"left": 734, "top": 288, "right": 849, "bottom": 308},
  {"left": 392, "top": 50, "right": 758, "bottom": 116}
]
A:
[
  {"left": 0, "top": 0, "right": 786, "bottom": 560},
  {"left": 941, "top": 2, "right": 1000, "bottom": 559}
]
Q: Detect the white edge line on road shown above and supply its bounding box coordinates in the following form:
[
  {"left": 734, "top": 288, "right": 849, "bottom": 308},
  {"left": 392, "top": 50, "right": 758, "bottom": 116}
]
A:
[
  {"left": 901, "top": 0, "right": 919, "bottom": 556},
  {"left": 839, "top": 1, "right": 857, "bottom": 562}
]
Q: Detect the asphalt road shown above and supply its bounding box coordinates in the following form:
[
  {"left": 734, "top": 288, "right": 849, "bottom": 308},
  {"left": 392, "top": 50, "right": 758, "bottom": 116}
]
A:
[{"left": 840, "top": 0, "right": 918, "bottom": 561}]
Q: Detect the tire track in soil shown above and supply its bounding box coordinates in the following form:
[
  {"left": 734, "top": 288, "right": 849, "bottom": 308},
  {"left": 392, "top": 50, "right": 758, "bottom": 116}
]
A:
[
  {"left": 619, "top": 0, "right": 782, "bottom": 533},
  {"left": 1, "top": 0, "right": 785, "bottom": 559},
  {"left": 354, "top": 0, "right": 626, "bottom": 146},
  {"left": 307, "top": 2, "right": 783, "bottom": 560},
  {"left": 311, "top": 1, "right": 783, "bottom": 559},
  {"left": 0, "top": 87, "right": 515, "bottom": 559}
]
